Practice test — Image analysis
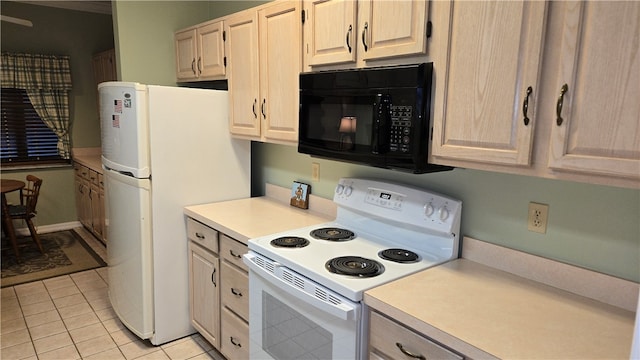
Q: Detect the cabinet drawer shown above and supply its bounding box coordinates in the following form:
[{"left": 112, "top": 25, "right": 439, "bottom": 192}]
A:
[
  {"left": 221, "top": 262, "right": 249, "bottom": 321},
  {"left": 98, "top": 173, "right": 104, "bottom": 188},
  {"left": 221, "top": 307, "right": 249, "bottom": 360},
  {"left": 220, "top": 234, "right": 247, "bottom": 272},
  {"left": 89, "top": 170, "right": 99, "bottom": 186},
  {"left": 369, "top": 311, "right": 463, "bottom": 360},
  {"left": 186, "top": 218, "right": 218, "bottom": 253},
  {"left": 74, "top": 164, "right": 89, "bottom": 179}
]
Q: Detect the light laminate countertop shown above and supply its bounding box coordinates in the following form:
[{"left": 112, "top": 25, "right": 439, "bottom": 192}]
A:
[
  {"left": 184, "top": 184, "right": 335, "bottom": 244},
  {"left": 73, "top": 147, "right": 103, "bottom": 173},
  {"left": 365, "top": 256, "right": 636, "bottom": 359}
]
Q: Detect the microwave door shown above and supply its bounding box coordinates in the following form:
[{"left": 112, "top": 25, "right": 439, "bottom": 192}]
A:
[{"left": 371, "top": 94, "right": 391, "bottom": 154}]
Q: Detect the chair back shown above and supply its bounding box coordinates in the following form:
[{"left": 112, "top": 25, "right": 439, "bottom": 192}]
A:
[{"left": 23, "top": 175, "right": 43, "bottom": 214}]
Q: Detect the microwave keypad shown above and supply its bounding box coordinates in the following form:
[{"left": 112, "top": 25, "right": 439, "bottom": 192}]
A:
[{"left": 390, "top": 106, "right": 413, "bottom": 152}]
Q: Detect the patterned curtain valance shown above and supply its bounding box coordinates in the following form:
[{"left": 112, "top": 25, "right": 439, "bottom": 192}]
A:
[{"left": 1, "top": 52, "right": 72, "bottom": 90}]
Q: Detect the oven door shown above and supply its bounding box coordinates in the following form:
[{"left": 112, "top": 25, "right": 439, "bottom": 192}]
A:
[{"left": 244, "top": 251, "right": 362, "bottom": 360}]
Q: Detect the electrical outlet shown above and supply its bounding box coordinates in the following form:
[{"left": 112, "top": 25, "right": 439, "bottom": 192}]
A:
[
  {"left": 312, "top": 162, "right": 320, "bottom": 181},
  {"left": 528, "top": 202, "right": 549, "bottom": 234}
]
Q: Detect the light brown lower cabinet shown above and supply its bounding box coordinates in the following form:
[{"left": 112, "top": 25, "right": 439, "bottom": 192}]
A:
[
  {"left": 186, "top": 218, "right": 249, "bottom": 357},
  {"left": 369, "top": 310, "right": 464, "bottom": 360},
  {"left": 74, "top": 163, "right": 106, "bottom": 242}
]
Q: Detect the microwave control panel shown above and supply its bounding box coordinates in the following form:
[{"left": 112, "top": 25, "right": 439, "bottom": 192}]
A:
[{"left": 389, "top": 105, "right": 413, "bottom": 153}]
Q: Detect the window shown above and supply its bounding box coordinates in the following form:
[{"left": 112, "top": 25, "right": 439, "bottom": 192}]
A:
[{"left": 1, "top": 88, "right": 66, "bottom": 166}]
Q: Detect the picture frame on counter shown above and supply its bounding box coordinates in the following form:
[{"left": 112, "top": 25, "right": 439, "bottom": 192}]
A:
[{"left": 290, "top": 181, "right": 310, "bottom": 209}]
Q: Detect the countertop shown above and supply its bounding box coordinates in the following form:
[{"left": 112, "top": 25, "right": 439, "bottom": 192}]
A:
[
  {"left": 72, "top": 147, "right": 103, "bottom": 173},
  {"left": 364, "top": 241, "right": 637, "bottom": 359},
  {"left": 184, "top": 184, "right": 335, "bottom": 244}
]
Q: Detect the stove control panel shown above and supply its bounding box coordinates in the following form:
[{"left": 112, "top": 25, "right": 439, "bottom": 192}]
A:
[{"left": 335, "top": 178, "right": 462, "bottom": 237}]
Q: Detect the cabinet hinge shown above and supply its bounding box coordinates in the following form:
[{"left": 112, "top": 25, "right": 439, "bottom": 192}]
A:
[
  {"left": 301, "top": 10, "right": 305, "bottom": 24},
  {"left": 223, "top": 30, "right": 226, "bottom": 42},
  {"left": 224, "top": 57, "right": 227, "bottom": 67},
  {"left": 426, "top": 21, "right": 432, "bottom": 38}
]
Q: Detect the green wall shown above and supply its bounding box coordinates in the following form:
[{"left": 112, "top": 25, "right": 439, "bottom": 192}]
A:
[
  {"left": 253, "top": 143, "right": 640, "bottom": 282},
  {"left": 1, "top": 1, "right": 114, "bottom": 226}
]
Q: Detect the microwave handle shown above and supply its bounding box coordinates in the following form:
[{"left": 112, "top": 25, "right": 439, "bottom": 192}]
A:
[{"left": 372, "top": 94, "right": 391, "bottom": 154}]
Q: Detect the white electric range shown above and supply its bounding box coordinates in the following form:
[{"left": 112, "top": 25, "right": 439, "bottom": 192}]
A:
[{"left": 243, "top": 178, "right": 462, "bottom": 360}]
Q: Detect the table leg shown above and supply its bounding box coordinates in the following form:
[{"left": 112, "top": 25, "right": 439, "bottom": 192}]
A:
[{"left": 1, "top": 194, "right": 20, "bottom": 258}]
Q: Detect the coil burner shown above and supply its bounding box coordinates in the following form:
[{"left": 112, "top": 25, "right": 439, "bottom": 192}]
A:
[
  {"left": 378, "top": 248, "right": 420, "bottom": 263},
  {"left": 270, "top": 236, "right": 310, "bottom": 248},
  {"left": 310, "top": 227, "right": 356, "bottom": 241},
  {"left": 325, "top": 256, "right": 384, "bottom": 278}
]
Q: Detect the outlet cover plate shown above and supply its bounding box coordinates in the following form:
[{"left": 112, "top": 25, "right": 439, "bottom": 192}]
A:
[{"left": 528, "top": 202, "right": 549, "bottom": 234}]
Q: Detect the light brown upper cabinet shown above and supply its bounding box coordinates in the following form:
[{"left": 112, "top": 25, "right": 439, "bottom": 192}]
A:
[
  {"left": 303, "top": 0, "right": 429, "bottom": 70},
  {"left": 430, "top": 0, "right": 639, "bottom": 188},
  {"left": 547, "top": 1, "right": 640, "bottom": 179},
  {"left": 226, "top": 1, "right": 301, "bottom": 144},
  {"left": 175, "top": 20, "right": 226, "bottom": 81},
  {"left": 92, "top": 48, "right": 117, "bottom": 85},
  {"left": 431, "top": 1, "right": 547, "bottom": 166}
]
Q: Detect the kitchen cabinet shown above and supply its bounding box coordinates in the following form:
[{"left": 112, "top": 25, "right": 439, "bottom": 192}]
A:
[
  {"left": 369, "top": 310, "right": 463, "bottom": 360},
  {"left": 303, "top": 0, "right": 429, "bottom": 70},
  {"left": 225, "top": 0, "right": 301, "bottom": 143},
  {"left": 547, "top": 1, "right": 640, "bottom": 179},
  {"left": 92, "top": 48, "right": 117, "bottom": 85},
  {"left": 431, "top": 0, "right": 547, "bottom": 166},
  {"left": 74, "top": 163, "right": 105, "bottom": 242},
  {"left": 186, "top": 218, "right": 249, "bottom": 357},
  {"left": 187, "top": 218, "right": 221, "bottom": 348},
  {"left": 429, "top": 1, "right": 639, "bottom": 188},
  {"left": 175, "top": 20, "right": 226, "bottom": 81}
]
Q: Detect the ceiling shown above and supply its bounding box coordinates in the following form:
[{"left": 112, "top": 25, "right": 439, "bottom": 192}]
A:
[{"left": 10, "top": 1, "right": 112, "bottom": 15}]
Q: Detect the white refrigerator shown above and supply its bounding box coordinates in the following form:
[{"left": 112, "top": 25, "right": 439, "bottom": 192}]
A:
[{"left": 99, "top": 82, "right": 250, "bottom": 345}]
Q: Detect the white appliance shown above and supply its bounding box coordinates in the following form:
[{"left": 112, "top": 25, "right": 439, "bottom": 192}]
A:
[
  {"left": 99, "top": 82, "right": 251, "bottom": 345},
  {"left": 243, "top": 178, "right": 461, "bottom": 359}
]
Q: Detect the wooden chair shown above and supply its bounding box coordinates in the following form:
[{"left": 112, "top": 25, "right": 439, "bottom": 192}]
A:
[{"left": 7, "top": 175, "right": 44, "bottom": 253}]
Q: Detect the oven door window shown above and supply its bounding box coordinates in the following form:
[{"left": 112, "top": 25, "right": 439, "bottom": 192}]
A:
[{"left": 249, "top": 270, "right": 360, "bottom": 360}]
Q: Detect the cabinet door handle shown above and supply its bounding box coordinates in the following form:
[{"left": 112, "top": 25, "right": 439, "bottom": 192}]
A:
[
  {"left": 261, "top": 99, "right": 266, "bottom": 119},
  {"left": 229, "top": 250, "right": 243, "bottom": 259},
  {"left": 230, "top": 337, "right": 242, "bottom": 348},
  {"left": 522, "top": 86, "right": 532, "bottom": 126},
  {"left": 191, "top": 59, "right": 196, "bottom": 75},
  {"left": 556, "top": 84, "right": 569, "bottom": 126},
  {"left": 346, "top": 24, "right": 352, "bottom": 53},
  {"left": 197, "top": 57, "right": 202, "bottom": 75},
  {"left": 395, "top": 342, "right": 426, "bottom": 360},
  {"left": 211, "top": 268, "right": 217, "bottom": 287},
  {"left": 362, "top": 22, "right": 369, "bottom": 52},
  {"left": 231, "top": 288, "right": 242, "bottom": 297},
  {"left": 252, "top": 99, "right": 257, "bottom": 118},
  {"left": 195, "top": 232, "right": 205, "bottom": 240}
]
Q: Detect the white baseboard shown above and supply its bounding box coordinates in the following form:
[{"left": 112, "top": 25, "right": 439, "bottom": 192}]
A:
[{"left": 13, "top": 221, "right": 82, "bottom": 236}]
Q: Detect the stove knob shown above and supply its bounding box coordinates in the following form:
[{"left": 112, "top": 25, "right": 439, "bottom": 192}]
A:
[
  {"left": 424, "top": 203, "right": 435, "bottom": 217},
  {"left": 439, "top": 206, "right": 450, "bottom": 221},
  {"left": 344, "top": 185, "right": 353, "bottom": 196},
  {"left": 336, "top": 184, "right": 344, "bottom": 195}
]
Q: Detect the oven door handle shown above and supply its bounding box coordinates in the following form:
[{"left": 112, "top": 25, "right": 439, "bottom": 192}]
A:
[{"left": 244, "top": 253, "right": 359, "bottom": 321}]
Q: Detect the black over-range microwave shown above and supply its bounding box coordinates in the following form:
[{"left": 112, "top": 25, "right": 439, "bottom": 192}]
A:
[{"left": 298, "top": 63, "right": 451, "bottom": 174}]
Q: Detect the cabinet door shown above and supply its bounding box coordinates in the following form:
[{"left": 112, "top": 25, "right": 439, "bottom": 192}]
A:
[
  {"left": 259, "top": 1, "right": 301, "bottom": 142},
  {"left": 90, "top": 184, "right": 102, "bottom": 238},
  {"left": 303, "top": 0, "right": 357, "bottom": 67},
  {"left": 357, "top": 0, "right": 428, "bottom": 62},
  {"left": 548, "top": 1, "right": 640, "bottom": 179},
  {"left": 175, "top": 28, "right": 198, "bottom": 80},
  {"left": 198, "top": 21, "right": 226, "bottom": 79},
  {"left": 226, "top": 11, "right": 261, "bottom": 137},
  {"left": 188, "top": 241, "right": 220, "bottom": 348},
  {"left": 431, "top": 1, "right": 546, "bottom": 165}
]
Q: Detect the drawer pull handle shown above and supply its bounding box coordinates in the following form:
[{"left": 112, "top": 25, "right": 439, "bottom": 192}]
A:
[
  {"left": 231, "top": 288, "right": 242, "bottom": 297},
  {"left": 211, "top": 268, "right": 217, "bottom": 287},
  {"left": 195, "top": 232, "right": 205, "bottom": 240},
  {"left": 230, "top": 337, "right": 242, "bottom": 348},
  {"left": 396, "top": 342, "right": 425, "bottom": 360},
  {"left": 229, "top": 250, "right": 243, "bottom": 259}
]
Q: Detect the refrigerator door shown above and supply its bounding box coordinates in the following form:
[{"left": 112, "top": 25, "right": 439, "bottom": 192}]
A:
[
  {"left": 104, "top": 168, "right": 153, "bottom": 339},
  {"left": 99, "top": 82, "right": 151, "bottom": 178}
]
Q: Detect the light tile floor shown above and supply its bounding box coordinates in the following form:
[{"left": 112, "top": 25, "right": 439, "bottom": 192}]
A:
[{"left": 1, "top": 228, "right": 226, "bottom": 360}]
